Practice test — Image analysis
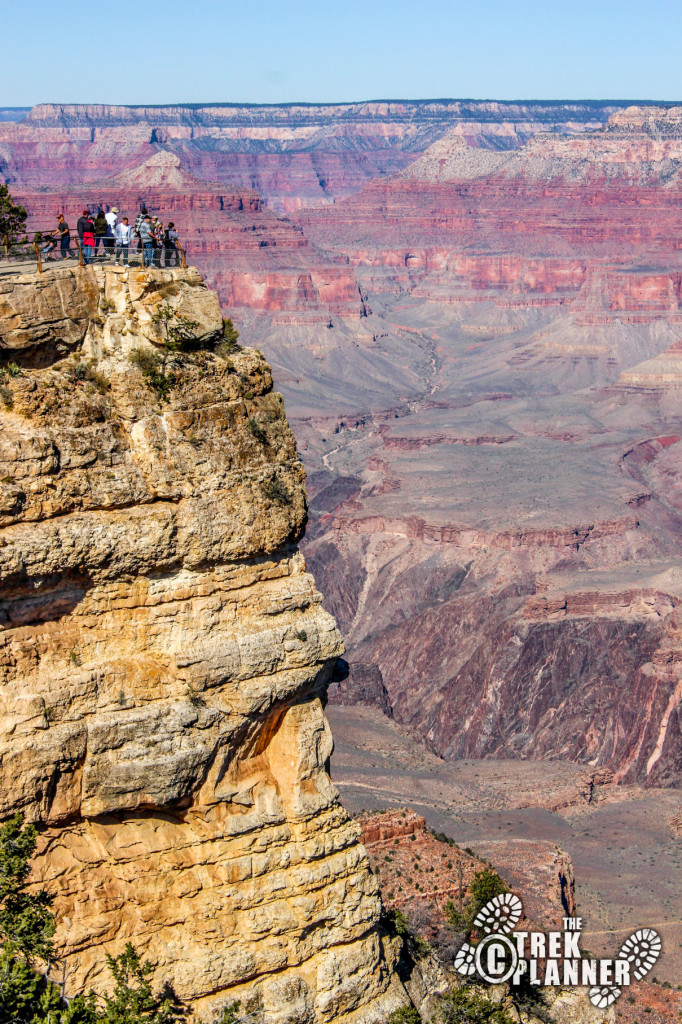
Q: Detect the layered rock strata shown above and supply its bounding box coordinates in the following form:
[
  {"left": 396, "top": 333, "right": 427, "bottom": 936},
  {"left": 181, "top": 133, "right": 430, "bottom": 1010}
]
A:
[
  {"left": 0, "top": 264, "right": 404, "bottom": 1022},
  {"left": 0, "top": 100, "right": 630, "bottom": 211}
]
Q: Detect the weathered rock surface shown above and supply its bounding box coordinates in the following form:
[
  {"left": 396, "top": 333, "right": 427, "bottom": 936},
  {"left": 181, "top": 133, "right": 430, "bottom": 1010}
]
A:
[{"left": 0, "top": 264, "right": 405, "bottom": 1022}]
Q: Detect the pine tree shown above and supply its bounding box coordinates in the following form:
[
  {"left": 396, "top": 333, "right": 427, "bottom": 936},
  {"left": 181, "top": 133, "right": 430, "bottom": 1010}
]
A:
[
  {"left": 0, "top": 813, "right": 61, "bottom": 1023},
  {"left": 0, "top": 185, "right": 28, "bottom": 244}
]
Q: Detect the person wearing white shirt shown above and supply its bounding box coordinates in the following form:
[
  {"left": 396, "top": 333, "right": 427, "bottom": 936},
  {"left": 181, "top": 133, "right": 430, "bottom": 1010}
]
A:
[
  {"left": 114, "top": 217, "right": 133, "bottom": 266},
  {"left": 105, "top": 207, "right": 118, "bottom": 257}
]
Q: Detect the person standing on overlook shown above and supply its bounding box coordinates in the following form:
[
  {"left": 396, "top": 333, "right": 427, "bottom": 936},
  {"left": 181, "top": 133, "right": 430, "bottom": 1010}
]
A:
[
  {"left": 134, "top": 206, "right": 149, "bottom": 253},
  {"left": 164, "top": 222, "right": 179, "bottom": 266},
  {"left": 114, "top": 216, "right": 133, "bottom": 266},
  {"left": 138, "top": 215, "right": 155, "bottom": 267},
  {"left": 105, "top": 206, "right": 118, "bottom": 256},
  {"left": 55, "top": 213, "right": 71, "bottom": 259},
  {"left": 149, "top": 217, "right": 161, "bottom": 267},
  {"left": 94, "top": 210, "right": 108, "bottom": 258},
  {"left": 77, "top": 210, "right": 95, "bottom": 264},
  {"left": 76, "top": 209, "right": 89, "bottom": 245}
]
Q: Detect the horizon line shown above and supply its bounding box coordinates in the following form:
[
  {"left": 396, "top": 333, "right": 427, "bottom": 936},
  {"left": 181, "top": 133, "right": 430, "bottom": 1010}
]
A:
[{"left": 6, "top": 97, "right": 682, "bottom": 111}]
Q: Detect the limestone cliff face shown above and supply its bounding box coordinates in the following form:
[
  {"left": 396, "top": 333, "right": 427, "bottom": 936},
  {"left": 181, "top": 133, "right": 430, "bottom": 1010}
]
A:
[{"left": 0, "top": 265, "right": 404, "bottom": 1022}]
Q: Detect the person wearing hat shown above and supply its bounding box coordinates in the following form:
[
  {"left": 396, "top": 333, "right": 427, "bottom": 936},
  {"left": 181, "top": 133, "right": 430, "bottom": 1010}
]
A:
[{"left": 105, "top": 206, "right": 118, "bottom": 257}]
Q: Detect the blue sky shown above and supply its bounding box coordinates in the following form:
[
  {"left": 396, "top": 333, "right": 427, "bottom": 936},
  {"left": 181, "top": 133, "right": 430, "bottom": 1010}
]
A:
[{"left": 3, "top": 0, "right": 682, "bottom": 106}]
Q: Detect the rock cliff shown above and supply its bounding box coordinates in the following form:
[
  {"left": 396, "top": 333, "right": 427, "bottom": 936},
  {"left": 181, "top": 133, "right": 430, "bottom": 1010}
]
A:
[{"left": 0, "top": 264, "right": 405, "bottom": 1022}]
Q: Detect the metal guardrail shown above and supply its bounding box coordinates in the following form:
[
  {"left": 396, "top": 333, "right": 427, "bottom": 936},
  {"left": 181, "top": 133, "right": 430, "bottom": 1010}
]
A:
[{"left": 2, "top": 231, "right": 187, "bottom": 273}]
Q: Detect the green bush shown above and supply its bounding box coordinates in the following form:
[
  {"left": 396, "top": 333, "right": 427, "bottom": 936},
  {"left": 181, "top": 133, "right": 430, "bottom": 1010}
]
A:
[
  {"left": 0, "top": 185, "right": 27, "bottom": 241},
  {"left": 388, "top": 1007, "right": 422, "bottom": 1024},
  {"left": 69, "top": 362, "right": 110, "bottom": 395},
  {"left": 0, "top": 814, "right": 55, "bottom": 964},
  {"left": 247, "top": 418, "right": 268, "bottom": 444},
  {"left": 210, "top": 1001, "right": 242, "bottom": 1024},
  {"left": 0, "top": 814, "right": 187, "bottom": 1023},
  {"left": 97, "top": 944, "right": 183, "bottom": 1023},
  {"left": 262, "top": 477, "right": 290, "bottom": 504},
  {"left": 469, "top": 868, "right": 508, "bottom": 921},
  {"left": 129, "top": 348, "right": 176, "bottom": 402},
  {"left": 382, "top": 907, "right": 409, "bottom": 938},
  {"left": 217, "top": 318, "right": 240, "bottom": 358},
  {"left": 445, "top": 868, "right": 508, "bottom": 935},
  {"left": 0, "top": 813, "right": 60, "bottom": 1022},
  {"left": 438, "top": 989, "right": 515, "bottom": 1024},
  {"left": 150, "top": 304, "right": 200, "bottom": 354}
]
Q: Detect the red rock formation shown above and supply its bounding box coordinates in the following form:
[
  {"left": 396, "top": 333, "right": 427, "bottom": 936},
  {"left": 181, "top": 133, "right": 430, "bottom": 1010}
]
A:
[
  {"left": 295, "top": 107, "right": 682, "bottom": 314},
  {"left": 358, "top": 809, "right": 575, "bottom": 933}
]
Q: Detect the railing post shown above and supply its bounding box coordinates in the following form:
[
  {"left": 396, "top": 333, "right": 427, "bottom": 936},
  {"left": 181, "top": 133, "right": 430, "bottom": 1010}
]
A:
[
  {"left": 4, "top": 235, "right": 9, "bottom": 263},
  {"left": 179, "top": 243, "right": 187, "bottom": 269},
  {"left": 75, "top": 237, "right": 84, "bottom": 267},
  {"left": 32, "top": 241, "right": 43, "bottom": 274}
]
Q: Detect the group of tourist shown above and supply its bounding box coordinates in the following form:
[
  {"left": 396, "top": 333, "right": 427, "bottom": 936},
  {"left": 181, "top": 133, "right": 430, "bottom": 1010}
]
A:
[{"left": 46, "top": 207, "right": 180, "bottom": 268}]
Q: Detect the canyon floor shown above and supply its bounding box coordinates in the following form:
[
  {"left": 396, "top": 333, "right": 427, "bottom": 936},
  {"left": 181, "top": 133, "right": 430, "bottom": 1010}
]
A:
[{"left": 330, "top": 705, "right": 682, "bottom": 986}]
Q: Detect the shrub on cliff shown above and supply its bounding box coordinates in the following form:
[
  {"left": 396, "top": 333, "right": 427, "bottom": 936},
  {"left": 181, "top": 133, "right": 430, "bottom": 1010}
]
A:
[
  {"left": 388, "top": 1007, "right": 422, "bottom": 1024},
  {"left": 0, "top": 185, "right": 27, "bottom": 244},
  {"left": 90, "top": 944, "right": 183, "bottom": 1024},
  {"left": 247, "top": 418, "right": 268, "bottom": 444},
  {"left": 261, "top": 476, "right": 290, "bottom": 504},
  {"left": 445, "top": 867, "right": 508, "bottom": 934},
  {"left": 130, "top": 304, "right": 208, "bottom": 401},
  {"left": 468, "top": 868, "right": 508, "bottom": 919},
  {"left": 150, "top": 305, "right": 200, "bottom": 355},
  {"left": 437, "top": 988, "right": 514, "bottom": 1024},
  {"left": 129, "top": 348, "right": 176, "bottom": 402},
  {"left": 0, "top": 814, "right": 185, "bottom": 1023},
  {"left": 216, "top": 319, "right": 240, "bottom": 358}
]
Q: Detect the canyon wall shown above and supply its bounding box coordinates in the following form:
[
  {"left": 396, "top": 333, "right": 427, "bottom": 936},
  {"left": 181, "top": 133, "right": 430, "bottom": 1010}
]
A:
[
  {"left": 0, "top": 99, "right": 633, "bottom": 212},
  {"left": 0, "top": 263, "right": 406, "bottom": 1022},
  {"left": 288, "top": 109, "right": 682, "bottom": 787}
]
